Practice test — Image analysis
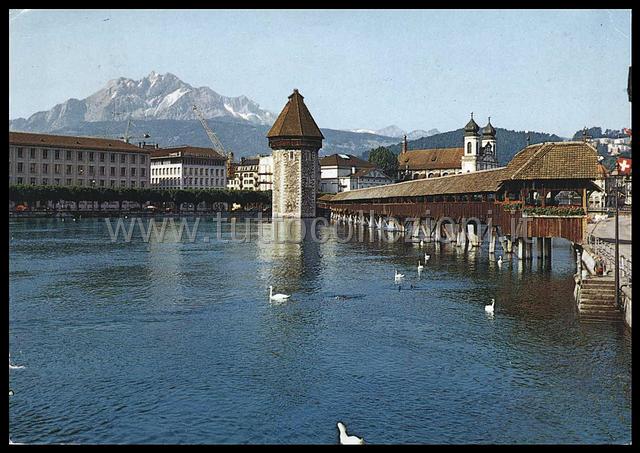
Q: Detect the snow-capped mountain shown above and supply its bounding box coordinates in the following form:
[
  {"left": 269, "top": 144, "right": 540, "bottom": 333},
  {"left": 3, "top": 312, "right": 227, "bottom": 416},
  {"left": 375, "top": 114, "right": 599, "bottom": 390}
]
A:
[
  {"left": 348, "top": 125, "right": 440, "bottom": 140},
  {"left": 10, "top": 71, "right": 277, "bottom": 131}
]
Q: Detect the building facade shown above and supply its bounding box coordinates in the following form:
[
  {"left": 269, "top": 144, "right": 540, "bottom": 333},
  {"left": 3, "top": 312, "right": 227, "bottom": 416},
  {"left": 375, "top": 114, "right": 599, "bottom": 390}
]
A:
[
  {"left": 319, "top": 153, "right": 391, "bottom": 193},
  {"left": 150, "top": 146, "right": 227, "bottom": 190},
  {"left": 257, "top": 155, "right": 273, "bottom": 191},
  {"left": 9, "top": 131, "right": 151, "bottom": 188},
  {"left": 267, "top": 89, "right": 323, "bottom": 218},
  {"left": 398, "top": 115, "right": 498, "bottom": 180}
]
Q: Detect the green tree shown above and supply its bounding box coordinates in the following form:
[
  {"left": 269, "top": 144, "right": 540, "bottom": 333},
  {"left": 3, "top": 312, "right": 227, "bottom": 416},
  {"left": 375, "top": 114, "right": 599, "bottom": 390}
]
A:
[{"left": 368, "top": 146, "right": 399, "bottom": 181}]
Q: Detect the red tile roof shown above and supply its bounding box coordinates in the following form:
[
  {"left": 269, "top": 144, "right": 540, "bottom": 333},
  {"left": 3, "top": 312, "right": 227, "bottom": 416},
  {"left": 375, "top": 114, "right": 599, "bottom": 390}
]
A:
[
  {"left": 320, "top": 153, "right": 375, "bottom": 168},
  {"left": 150, "top": 145, "right": 225, "bottom": 160},
  {"left": 398, "top": 147, "right": 464, "bottom": 170},
  {"left": 9, "top": 131, "right": 151, "bottom": 154}
]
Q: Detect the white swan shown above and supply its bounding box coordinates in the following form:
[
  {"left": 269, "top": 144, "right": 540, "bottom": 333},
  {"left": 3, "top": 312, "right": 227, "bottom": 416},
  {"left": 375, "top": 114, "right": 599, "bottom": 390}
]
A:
[
  {"left": 497, "top": 256, "right": 503, "bottom": 267},
  {"left": 269, "top": 286, "right": 290, "bottom": 302},
  {"left": 419, "top": 240, "right": 424, "bottom": 248},
  {"left": 394, "top": 270, "right": 405, "bottom": 280},
  {"left": 9, "top": 355, "right": 24, "bottom": 370},
  {"left": 337, "top": 422, "right": 364, "bottom": 445},
  {"left": 417, "top": 260, "right": 424, "bottom": 271},
  {"left": 485, "top": 298, "right": 495, "bottom": 315},
  {"left": 424, "top": 253, "right": 430, "bottom": 262}
]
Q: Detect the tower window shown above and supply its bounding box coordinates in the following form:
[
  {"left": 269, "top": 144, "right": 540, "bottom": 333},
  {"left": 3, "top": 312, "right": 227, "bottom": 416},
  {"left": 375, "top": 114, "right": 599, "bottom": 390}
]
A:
[{"left": 467, "top": 142, "right": 472, "bottom": 154}]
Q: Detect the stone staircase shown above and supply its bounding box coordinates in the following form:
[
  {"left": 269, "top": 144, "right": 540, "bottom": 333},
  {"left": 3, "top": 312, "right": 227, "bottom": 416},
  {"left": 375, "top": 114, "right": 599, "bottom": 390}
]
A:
[{"left": 578, "top": 276, "right": 624, "bottom": 322}]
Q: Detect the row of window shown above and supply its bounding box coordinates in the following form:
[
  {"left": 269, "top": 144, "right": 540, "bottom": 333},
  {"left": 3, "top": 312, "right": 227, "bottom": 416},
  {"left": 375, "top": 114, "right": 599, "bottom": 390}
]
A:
[
  {"left": 151, "top": 177, "right": 225, "bottom": 186},
  {"left": 150, "top": 166, "right": 223, "bottom": 176},
  {"left": 12, "top": 163, "right": 146, "bottom": 177},
  {"left": 12, "top": 147, "right": 147, "bottom": 164},
  {"left": 12, "top": 177, "right": 146, "bottom": 188}
]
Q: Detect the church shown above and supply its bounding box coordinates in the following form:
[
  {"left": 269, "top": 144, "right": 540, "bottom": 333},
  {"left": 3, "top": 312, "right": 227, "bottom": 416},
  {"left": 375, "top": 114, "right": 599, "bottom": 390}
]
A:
[{"left": 398, "top": 114, "right": 499, "bottom": 180}]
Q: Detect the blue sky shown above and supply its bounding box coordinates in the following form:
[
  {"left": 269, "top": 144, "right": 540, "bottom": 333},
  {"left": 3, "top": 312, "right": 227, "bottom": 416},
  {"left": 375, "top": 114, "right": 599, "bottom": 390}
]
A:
[{"left": 9, "top": 9, "right": 631, "bottom": 137}]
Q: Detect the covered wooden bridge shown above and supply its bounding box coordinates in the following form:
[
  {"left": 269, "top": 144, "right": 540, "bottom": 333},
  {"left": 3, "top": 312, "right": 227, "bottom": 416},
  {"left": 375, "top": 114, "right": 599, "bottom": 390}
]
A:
[{"left": 317, "top": 142, "right": 601, "bottom": 259}]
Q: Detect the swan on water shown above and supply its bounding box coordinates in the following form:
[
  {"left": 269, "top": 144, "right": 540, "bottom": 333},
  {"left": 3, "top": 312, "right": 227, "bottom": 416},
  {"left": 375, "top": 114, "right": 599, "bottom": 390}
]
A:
[
  {"left": 497, "top": 255, "right": 503, "bottom": 267},
  {"left": 424, "top": 253, "right": 430, "bottom": 262},
  {"left": 419, "top": 240, "right": 424, "bottom": 248},
  {"left": 417, "top": 260, "right": 424, "bottom": 271},
  {"left": 337, "top": 422, "right": 364, "bottom": 445},
  {"left": 394, "top": 270, "right": 405, "bottom": 280},
  {"left": 485, "top": 298, "right": 495, "bottom": 315},
  {"left": 269, "top": 286, "right": 290, "bottom": 302}
]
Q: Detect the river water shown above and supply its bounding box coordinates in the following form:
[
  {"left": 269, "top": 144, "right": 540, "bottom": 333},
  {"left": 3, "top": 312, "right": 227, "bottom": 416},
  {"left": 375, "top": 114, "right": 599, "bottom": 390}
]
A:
[{"left": 8, "top": 217, "right": 632, "bottom": 444}]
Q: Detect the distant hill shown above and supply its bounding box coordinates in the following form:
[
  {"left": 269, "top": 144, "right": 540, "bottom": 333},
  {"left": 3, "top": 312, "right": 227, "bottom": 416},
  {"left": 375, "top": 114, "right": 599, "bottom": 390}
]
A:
[
  {"left": 365, "top": 128, "right": 566, "bottom": 166},
  {"left": 9, "top": 118, "right": 398, "bottom": 160}
]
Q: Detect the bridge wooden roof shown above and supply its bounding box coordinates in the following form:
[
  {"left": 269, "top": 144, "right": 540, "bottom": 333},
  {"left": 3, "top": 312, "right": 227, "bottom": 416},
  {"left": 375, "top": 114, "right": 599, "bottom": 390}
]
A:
[
  {"left": 398, "top": 147, "right": 464, "bottom": 170},
  {"left": 330, "top": 141, "right": 600, "bottom": 202},
  {"left": 506, "top": 142, "right": 599, "bottom": 180}
]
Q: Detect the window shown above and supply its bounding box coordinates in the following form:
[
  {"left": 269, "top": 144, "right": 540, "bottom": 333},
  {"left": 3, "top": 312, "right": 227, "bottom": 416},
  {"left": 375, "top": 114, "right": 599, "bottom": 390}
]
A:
[
  {"left": 89, "top": 166, "right": 95, "bottom": 175},
  {"left": 110, "top": 153, "right": 116, "bottom": 163},
  {"left": 131, "top": 180, "right": 136, "bottom": 188},
  {"left": 42, "top": 149, "right": 48, "bottom": 159},
  {"left": 100, "top": 153, "right": 105, "bottom": 162},
  {"left": 110, "top": 167, "right": 116, "bottom": 176},
  {"left": 54, "top": 164, "right": 60, "bottom": 174},
  {"left": 17, "top": 162, "right": 23, "bottom": 173},
  {"left": 467, "top": 142, "right": 472, "bottom": 154},
  {"left": 141, "top": 168, "right": 145, "bottom": 177},
  {"left": 100, "top": 180, "right": 105, "bottom": 187},
  {"left": 100, "top": 167, "right": 105, "bottom": 176},
  {"left": 66, "top": 150, "right": 72, "bottom": 160},
  {"left": 140, "top": 181, "right": 145, "bottom": 188},
  {"left": 66, "top": 165, "right": 72, "bottom": 175},
  {"left": 17, "top": 148, "right": 23, "bottom": 158},
  {"left": 130, "top": 155, "right": 136, "bottom": 164},
  {"left": 66, "top": 178, "right": 72, "bottom": 186},
  {"left": 110, "top": 180, "right": 115, "bottom": 187},
  {"left": 55, "top": 150, "right": 60, "bottom": 160},
  {"left": 17, "top": 177, "right": 23, "bottom": 184},
  {"left": 30, "top": 163, "right": 37, "bottom": 173},
  {"left": 140, "top": 155, "right": 146, "bottom": 163},
  {"left": 89, "top": 152, "right": 94, "bottom": 161},
  {"left": 120, "top": 154, "right": 126, "bottom": 163},
  {"left": 42, "top": 178, "right": 49, "bottom": 185},
  {"left": 30, "top": 177, "right": 36, "bottom": 185},
  {"left": 120, "top": 167, "right": 126, "bottom": 176},
  {"left": 78, "top": 151, "right": 83, "bottom": 161},
  {"left": 78, "top": 165, "right": 84, "bottom": 175},
  {"left": 120, "top": 180, "right": 126, "bottom": 187},
  {"left": 42, "top": 163, "right": 48, "bottom": 173},
  {"left": 131, "top": 167, "right": 136, "bottom": 177},
  {"left": 54, "top": 178, "right": 60, "bottom": 186},
  {"left": 30, "top": 148, "right": 36, "bottom": 159}
]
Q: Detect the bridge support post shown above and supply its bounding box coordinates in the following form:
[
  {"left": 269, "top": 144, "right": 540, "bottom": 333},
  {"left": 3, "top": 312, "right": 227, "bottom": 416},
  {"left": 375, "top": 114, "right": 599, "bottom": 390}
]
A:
[
  {"left": 467, "top": 223, "right": 479, "bottom": 248},
  {"left": 543, "top": 237, "right": 552, "bottom": 261},
  {"left": 516, "top": 237, "right": 526, "bottom": 260},
  {"left": 505, "top": 236, "right": 513, "bottom": 254},
  {"left": 425, "top": 218, "right": 433, "bottom": 242},
  {"left": 526, "top": 238, "right": 533, "bottom": 260},
  {"left": 488, "top": 226, "right": 496, "bottom": 254},
  {"left": 536, "top": 237, "right": 543, "bottom": 259},
  {"left": 434, "top": 219, "right": 442, "bottom": 242},
  {"left": 458, "top": 224, "right": 467, "bottom": 250}
]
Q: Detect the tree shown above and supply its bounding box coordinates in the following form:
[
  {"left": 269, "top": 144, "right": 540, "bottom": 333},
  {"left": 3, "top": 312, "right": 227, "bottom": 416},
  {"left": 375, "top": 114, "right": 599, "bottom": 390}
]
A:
[{"left": 368, "top": 146, "right": 399, "bottom": 181}]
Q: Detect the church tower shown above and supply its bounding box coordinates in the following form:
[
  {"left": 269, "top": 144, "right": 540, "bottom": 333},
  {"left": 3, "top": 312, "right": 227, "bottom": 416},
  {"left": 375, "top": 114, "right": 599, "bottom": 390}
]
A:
[
  {"left": 267, "top": 89, "right": 324, "bottom": 218},
  {"left": 479, "top": 118, "right": 498, "bottom": 170},
  {"left": 461, "top": 113, "right": 480, "bottom": 173}
]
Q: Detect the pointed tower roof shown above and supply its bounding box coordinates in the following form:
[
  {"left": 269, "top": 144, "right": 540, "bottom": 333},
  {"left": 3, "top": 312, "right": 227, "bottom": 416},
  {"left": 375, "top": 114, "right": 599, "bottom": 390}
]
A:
[{"left": 267, "top": 89, "right": 324, "bottom": 139}]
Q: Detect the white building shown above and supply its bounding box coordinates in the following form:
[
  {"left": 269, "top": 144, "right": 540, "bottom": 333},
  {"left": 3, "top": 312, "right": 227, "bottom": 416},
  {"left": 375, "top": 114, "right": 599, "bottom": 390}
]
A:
[
  {"left": 257, "top": 155, "right": 273, "bottom": 191},
  {"left": 150, "top": 146, "right": 227, "bottom": 190},
  {"left": 8, "top": 131, "right": 151, "bottom": 188},
  {"left": 319, "top": 153, "right": 391, "bottom": 193}
]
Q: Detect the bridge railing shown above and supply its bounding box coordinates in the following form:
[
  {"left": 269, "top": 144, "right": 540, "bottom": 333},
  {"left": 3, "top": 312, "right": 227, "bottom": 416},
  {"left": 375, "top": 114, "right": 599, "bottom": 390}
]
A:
[{"left": 587, "top": 235, "right": 632, "bottom": 286}]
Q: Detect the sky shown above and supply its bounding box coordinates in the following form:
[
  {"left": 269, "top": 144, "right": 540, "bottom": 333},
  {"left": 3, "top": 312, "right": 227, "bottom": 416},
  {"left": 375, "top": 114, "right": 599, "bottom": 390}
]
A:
[{"left": 9, "top": 9, "right": 632, "bottom": 137}]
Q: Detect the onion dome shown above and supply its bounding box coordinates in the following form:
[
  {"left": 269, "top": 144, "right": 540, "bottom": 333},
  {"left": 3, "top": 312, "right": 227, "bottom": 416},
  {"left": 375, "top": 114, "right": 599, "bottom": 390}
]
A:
[
  {"left": 482, "top": 118, "right": 496, "bottom": 137},
  {"left": 464, "top": 113, "right": 480, "bottom": 136}
]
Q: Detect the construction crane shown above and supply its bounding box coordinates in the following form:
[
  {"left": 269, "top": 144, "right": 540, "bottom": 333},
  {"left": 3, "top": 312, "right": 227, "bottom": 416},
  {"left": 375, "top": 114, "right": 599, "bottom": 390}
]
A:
[
  {"left": 192, "top": 104, "right": 234, "bottom": 180},
  {"left": 119, "top": 118, "right": 150, "bottom": 144}
]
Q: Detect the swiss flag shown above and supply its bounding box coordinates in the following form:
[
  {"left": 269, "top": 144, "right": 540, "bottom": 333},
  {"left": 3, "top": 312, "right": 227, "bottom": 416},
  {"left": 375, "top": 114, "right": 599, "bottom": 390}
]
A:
[{"left": 617, "top": 157, "right": 632, "bottom": 175}]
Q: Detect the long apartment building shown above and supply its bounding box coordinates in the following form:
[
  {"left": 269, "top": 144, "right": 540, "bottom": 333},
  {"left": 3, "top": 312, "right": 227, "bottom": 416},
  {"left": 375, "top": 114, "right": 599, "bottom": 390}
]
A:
[
  {"left": 150, "top": 146, "right": 227, "bottom": 190},
  {"left": 8, "top": 131, "right": 151, "bottom": 188}
]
